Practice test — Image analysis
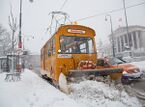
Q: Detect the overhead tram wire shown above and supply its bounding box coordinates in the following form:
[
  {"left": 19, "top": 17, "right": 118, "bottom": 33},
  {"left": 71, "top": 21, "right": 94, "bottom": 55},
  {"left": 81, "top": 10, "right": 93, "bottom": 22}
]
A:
[
  {"left": 43, "top": 1, "right": 144, "bottom": 46},
  {"left": 74, "top": 2, "right": 145, "bottom": 22},
  {"left": 43, "top": 0, "right": 69, "bottom": 45},
  {"left": 59, "top": 0, "right": 68, "bottom": 10},
  {"left": 59, "top": 0, "right": 73, "bottom": 23},
  {"left": 45, "top": 1, "right": 145, "bottom": 34}
]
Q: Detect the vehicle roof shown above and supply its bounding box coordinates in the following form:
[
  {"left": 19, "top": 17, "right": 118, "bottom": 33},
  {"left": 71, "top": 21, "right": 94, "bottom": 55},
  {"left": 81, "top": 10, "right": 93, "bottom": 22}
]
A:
[
  {"left": 41, "top": 24, "right": 96, "bottom": 51},
  {"left": 57, "top": 24, "right": 95, "bottom": 36}
]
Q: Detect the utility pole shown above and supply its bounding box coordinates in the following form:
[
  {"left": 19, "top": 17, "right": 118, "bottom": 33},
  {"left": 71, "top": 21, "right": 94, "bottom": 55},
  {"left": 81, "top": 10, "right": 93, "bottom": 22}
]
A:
[
  {"left": 18, "top": 0, "right": 33, "bottom": 49},
  {"left": 123, "top": 0, "right": 130, "bottom": 48},
  {"left": 105, "top": 14, "right": 115, "bottom": 57},
  {"left": 18, "top": 0, "right": 22, "bottom": 48},
  {"left": 18, "top": 0, "right": 33, "bottom": 70}
]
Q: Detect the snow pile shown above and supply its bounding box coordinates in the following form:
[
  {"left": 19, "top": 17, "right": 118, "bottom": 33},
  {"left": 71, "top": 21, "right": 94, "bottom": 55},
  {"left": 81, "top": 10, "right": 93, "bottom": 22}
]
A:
[
  {"left": 0, "top": 70, "right": 83, "bottom": 107},
  {"left": 69, "top": 80, "right": 142, "bottom": 107}
]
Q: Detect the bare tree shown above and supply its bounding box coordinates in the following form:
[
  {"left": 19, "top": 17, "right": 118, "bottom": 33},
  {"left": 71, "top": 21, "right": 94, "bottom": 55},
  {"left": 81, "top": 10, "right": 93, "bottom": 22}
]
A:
[
  {"left": 8, "top": 5, "right": 19, "bottom": 74},
  {"left": 8, "top": 5, "right": 18, "bottom": 50},
  {"left": 0, "top": 24, "right": 11, "bottom": 56}
]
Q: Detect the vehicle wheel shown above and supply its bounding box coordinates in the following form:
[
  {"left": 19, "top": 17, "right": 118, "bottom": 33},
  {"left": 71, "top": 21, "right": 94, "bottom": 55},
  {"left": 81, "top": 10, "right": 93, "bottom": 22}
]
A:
[
  {"left": 121, "top": 77, "right": 131, "bottom": 85},
  {"left": 41, "top": 74, "right": 54, "bottom": 85},
  {"left": 52, "top": 79, "right": 60, "bottom": 89},
  {"left": 140, "top": 74, "right": 144, "bottom": 79},
  {"left": 41, "top": 74, "right": 46, "bottom": 79},
  {"left": 41, "top": 74, "right": 49, "bottom": 79}
]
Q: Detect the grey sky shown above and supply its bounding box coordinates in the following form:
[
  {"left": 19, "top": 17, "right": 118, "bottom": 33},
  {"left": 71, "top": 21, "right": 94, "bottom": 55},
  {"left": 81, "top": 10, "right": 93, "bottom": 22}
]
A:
[{"left": 0, "top": 0, "right": 145, "bottom": 54}]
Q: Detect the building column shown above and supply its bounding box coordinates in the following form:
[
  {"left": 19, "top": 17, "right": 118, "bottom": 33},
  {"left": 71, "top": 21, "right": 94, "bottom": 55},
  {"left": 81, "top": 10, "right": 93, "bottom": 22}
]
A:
[
  {"left": 131, "top": 32, "right": 135, "bottom": 49},
  {"left": 125, "top": 31, "right": 129, "bottom": 47},
  {"left": 122, "top": 35, "right": 125, "bottom": 51},
  {"left": 119, "top": 36, "right": 122, "bottom": 52},
  {"left": 115, "top": 37, "right": 118, "bottom": 53},
  {"left": 123, "top": 35, "right": 125, "bottom": 45},
  {"left": 136, "top": 31, "right": 140, "bottom": 50}
]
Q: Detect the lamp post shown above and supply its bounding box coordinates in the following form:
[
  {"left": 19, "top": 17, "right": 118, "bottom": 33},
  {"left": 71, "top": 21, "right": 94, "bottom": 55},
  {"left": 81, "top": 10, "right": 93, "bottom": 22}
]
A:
[
  {"left": 18, "top": 0, "right": 33, "bottom": 72},
  {"left": 122, "top": 0, "right": 131, "bottom": 57},
  {"left": 18, "top": 0, "right": 22, "bottom": 48},
  {"left": 105, "top": 14, "right": 115, "bottom": 57},
  {"left": 122, "top": 0, "right": 129, "bottom": 43},
  {"left": 18, "top": 0, "right": 33, "bottom": 49}
]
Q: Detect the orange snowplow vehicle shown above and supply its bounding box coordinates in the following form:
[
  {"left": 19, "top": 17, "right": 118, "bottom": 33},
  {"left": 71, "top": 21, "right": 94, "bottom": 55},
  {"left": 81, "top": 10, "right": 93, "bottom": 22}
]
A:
[
  {"left": 97, "top": 57, "right": 143, "bottom": 84},
  {"left": 40, "top": 25, "right": 123, "bottom": 93}
]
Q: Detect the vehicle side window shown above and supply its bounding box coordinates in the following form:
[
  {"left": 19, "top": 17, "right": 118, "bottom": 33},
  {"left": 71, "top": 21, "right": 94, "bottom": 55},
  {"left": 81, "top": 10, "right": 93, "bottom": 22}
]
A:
[
  {"left": 44, "top": 45, "right": 47, "bottom": 58},
  {"left": 48, "top": 42, "right": 51, "bottom": 57},
  {"left": 52, "top": 38, "right": 56, "bottom": 55}
]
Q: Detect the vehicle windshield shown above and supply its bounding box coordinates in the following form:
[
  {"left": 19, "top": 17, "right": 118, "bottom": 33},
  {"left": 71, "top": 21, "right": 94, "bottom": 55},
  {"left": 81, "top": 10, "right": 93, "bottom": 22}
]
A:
[
  {"left": 60, "top": 36, "right": 95, "bottom": 54},
  {"left": 108, "top": 57, "right": 126, "bottom": 65}
]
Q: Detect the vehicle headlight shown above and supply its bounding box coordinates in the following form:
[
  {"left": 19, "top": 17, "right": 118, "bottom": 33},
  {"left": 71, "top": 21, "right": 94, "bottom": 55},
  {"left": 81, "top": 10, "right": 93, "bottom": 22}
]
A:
[
  {"left": 122, "top": 71, "right": 127, "bottom": 74},
  {"left": 134, "top": 70, "right": 138, "bottom": 73},
  {"left": 134, "top": 69, "right": 140, "bottom": 73}
]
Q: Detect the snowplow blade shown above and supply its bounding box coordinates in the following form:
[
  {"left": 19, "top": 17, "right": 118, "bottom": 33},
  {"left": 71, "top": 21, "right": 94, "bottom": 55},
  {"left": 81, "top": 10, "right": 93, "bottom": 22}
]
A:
[
  {"left": 68, "top": 68, "right": 123, "bottom": 80},
  {"left": 59, "top": 73, "right": 70, "bottom": 94},
  {"left": 59, "top": 68, "right": 123, "bottom": 94}
]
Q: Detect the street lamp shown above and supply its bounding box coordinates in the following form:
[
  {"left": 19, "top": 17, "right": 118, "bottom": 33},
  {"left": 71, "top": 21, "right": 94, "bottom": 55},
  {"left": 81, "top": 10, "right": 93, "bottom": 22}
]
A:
[
  {"left": 122, "top": 0, "right": 130, "bottom": 51},
  {"left": 105, "top": 14, "right": 115, "bottom": 57}
]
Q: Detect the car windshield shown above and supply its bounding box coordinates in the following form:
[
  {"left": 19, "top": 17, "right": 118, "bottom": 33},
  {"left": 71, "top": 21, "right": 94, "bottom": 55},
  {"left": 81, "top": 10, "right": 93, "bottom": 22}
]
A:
[
  {"left": 108, "top": 57, "right": 126, "bottom": 65},
  {"left": 60, "top": 36, "right": 95, "bottom": 54}
]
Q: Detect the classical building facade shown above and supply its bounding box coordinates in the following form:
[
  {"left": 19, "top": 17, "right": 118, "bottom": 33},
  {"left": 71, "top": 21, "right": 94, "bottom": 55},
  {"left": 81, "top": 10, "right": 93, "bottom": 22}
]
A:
[{"left": 109, "top": 25, "right": 145, "bottom": 57}]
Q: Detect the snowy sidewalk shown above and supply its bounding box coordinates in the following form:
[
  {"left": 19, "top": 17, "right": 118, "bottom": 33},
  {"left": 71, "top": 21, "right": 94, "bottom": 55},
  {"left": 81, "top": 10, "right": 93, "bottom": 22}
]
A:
[{"left": 0, "top": 69, "right": 83, "bottom": 107}]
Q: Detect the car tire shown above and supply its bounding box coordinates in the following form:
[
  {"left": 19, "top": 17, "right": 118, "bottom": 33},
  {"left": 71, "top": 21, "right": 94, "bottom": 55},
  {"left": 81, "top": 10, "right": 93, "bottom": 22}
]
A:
[{"left": 121, "top": 76, "right": 131, "bottom": 85}]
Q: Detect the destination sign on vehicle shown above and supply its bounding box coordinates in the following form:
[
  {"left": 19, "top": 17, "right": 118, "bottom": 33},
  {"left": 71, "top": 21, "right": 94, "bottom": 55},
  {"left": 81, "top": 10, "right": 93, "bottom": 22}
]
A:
[
  {"left": 67, "top": 29, "right": 85, "bottom": 34},
  {"left": 58, "top": 54, "right": 72, "bottom": 58}
]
